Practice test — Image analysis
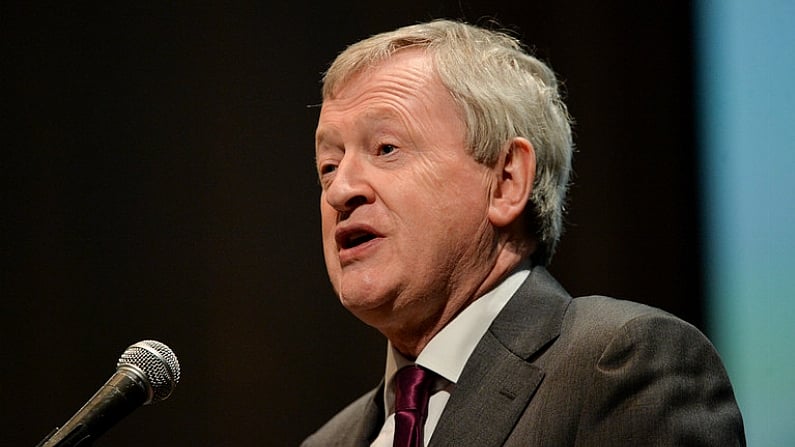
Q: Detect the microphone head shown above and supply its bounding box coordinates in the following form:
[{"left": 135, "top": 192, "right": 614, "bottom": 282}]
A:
[{"left": 116, "top": 340, "right": 180, "bottom": 404}]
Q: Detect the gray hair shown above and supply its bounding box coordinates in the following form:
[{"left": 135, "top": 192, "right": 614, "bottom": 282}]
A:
[{"left": 321, "top": 19, "right": 574, "bottom": 265}]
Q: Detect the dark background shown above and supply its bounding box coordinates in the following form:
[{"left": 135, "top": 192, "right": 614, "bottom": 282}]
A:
[{"left": 3, "top": 2, "right": 700, "bottom": 445}]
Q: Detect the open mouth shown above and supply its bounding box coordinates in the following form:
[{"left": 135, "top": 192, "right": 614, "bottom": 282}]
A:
[
  {"left": 336, "top": 224, "right": 382, "bottom": 251},
  {"left": 340, "top": 230, "right": 377, "bottom": 249}
]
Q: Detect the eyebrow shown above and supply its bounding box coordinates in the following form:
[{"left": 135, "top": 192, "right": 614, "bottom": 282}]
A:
[{"left": 315, "top": 127, "right": 336, "bottom": 145}]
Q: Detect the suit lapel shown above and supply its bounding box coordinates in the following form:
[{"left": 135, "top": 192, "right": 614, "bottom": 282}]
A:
[{"left": 429, "top": 267, "right": 571, "bottom": 447}]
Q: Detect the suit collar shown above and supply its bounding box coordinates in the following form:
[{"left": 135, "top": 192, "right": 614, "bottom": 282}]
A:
[
  {"left": 429, "top": 265, "right": 571, "bottom": 447},
  {"left": 489, "top": 265, "right": 571, "bottom": 359}
]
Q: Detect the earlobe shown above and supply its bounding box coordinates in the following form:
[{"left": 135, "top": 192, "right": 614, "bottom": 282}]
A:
[{"left": 488, "top": 137, "right": 536, "bottom": 228}]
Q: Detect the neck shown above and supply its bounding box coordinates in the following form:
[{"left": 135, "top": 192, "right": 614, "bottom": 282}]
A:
[{"left": 387, "top": 241, "right": 532, "bottom": 358}]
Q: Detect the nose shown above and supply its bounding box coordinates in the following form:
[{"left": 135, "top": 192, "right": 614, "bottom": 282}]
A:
[{"left": 324, "top": 153, "right": 374, "bottom": 215}]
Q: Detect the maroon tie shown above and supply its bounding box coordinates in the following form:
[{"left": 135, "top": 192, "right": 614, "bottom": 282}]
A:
[{"left": 393, "top": 365, "right": 435, "bottom": 447}]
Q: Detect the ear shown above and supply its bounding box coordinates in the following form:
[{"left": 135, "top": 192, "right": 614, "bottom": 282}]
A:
[{"left": 488, "top": 137, "right": 536, "bottom": 228}]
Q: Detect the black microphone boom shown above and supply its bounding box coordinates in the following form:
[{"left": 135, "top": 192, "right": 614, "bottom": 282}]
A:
[{"left": 36, "top": 340, "right": 181, "bottom": 447}]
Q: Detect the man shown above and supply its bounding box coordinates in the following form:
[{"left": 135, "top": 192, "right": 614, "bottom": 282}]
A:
[{"left": 303, "top": 19, "right": 745, "bottom": 446}]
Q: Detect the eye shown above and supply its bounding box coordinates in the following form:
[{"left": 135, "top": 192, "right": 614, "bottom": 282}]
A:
[
  {"left": 317, "top": 162, "right": 337, "bottom": 189},
  {"left": 377, "top": 144, "right": 397, "bottom": 156},
  {"left": 319, "top": 163, "right": 337, "bottom": 175}
]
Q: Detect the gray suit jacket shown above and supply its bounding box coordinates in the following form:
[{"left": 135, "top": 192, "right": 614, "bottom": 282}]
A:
[{"left": 302, "top": 266, "right": 745, "bottom": 446}]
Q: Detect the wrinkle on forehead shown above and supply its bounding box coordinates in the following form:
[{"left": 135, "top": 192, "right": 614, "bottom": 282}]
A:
[
  {"left": 317, "top": 49, "right": 466, "bottom": 153},
  {"left": 326, "top": 48, "right": 437, "bottom": 100}
]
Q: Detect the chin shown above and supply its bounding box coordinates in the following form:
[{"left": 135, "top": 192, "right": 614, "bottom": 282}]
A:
[
  {"left": 339, "top": 289, "right": 382, "bottom": 311},
  {"left": 339, "top": 282, "right": 395, "bottom": 316}
]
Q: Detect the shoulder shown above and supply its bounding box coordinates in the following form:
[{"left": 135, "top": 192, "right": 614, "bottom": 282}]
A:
[
  {"left": 510, "top": 268, "right": 717, "bottom": 360},
  {"left": 529, "top": 294, "right": 718, "bottom": 380},
  {"left": 566, "top": 294, "right": 677, "bottom": 324},
  {"left": 561, "top": 295, "right": 718, "bottom": 363},
  {"left": 532, "top": 292, "right": 737, "bottom": 405},
  {"left": 564, "top": 295, "right": 712, "bottom": 347},
  {"left": 558, "top": 297, "right": 745, "bottom": 444}
]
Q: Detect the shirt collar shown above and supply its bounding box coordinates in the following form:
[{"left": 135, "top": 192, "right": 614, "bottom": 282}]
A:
[{"left": 383, "top": 262, "right": 531, "bottom": 411}]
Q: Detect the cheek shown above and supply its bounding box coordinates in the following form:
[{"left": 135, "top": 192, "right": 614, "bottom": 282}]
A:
[
  {"left": 411, "top": 151, "right": 493, "bottom": 204},
  {"left": 427, "top": 173, "right": 492, "bottom": 224},
  {"left": 390, "top": 169, "right": 490, "bottom": 250}
]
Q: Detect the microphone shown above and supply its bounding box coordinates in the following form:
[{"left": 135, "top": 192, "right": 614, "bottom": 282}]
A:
[{"left": 37, "top": 340, "right": 181, "bottom": 447}]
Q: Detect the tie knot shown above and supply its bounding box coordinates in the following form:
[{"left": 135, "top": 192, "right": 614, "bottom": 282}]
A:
[{"left": 394, "top": 365, "right": 435, "bottom": 412}]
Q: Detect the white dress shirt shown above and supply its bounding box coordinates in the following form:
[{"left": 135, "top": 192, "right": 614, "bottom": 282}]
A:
[{"left": 370, "top": 265, "right": 530, "bottom": 446}]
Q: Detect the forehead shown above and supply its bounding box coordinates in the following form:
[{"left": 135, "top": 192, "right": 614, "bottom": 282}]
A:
[
  {"left": 316, "top": 49, "right": 462, "bottom": 141},
  {"left": 327, "top": 48, "right": 438, "bottom": 102}
]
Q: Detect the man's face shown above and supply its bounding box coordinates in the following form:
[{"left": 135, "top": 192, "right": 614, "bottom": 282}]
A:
[{"left": 315, "top": 49, "right": 498, "bottom": 335}]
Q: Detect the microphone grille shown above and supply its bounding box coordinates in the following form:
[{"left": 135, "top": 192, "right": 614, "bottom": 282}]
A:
[{"left": 117, "top": 340, "right": 181, "bottom": 403}]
